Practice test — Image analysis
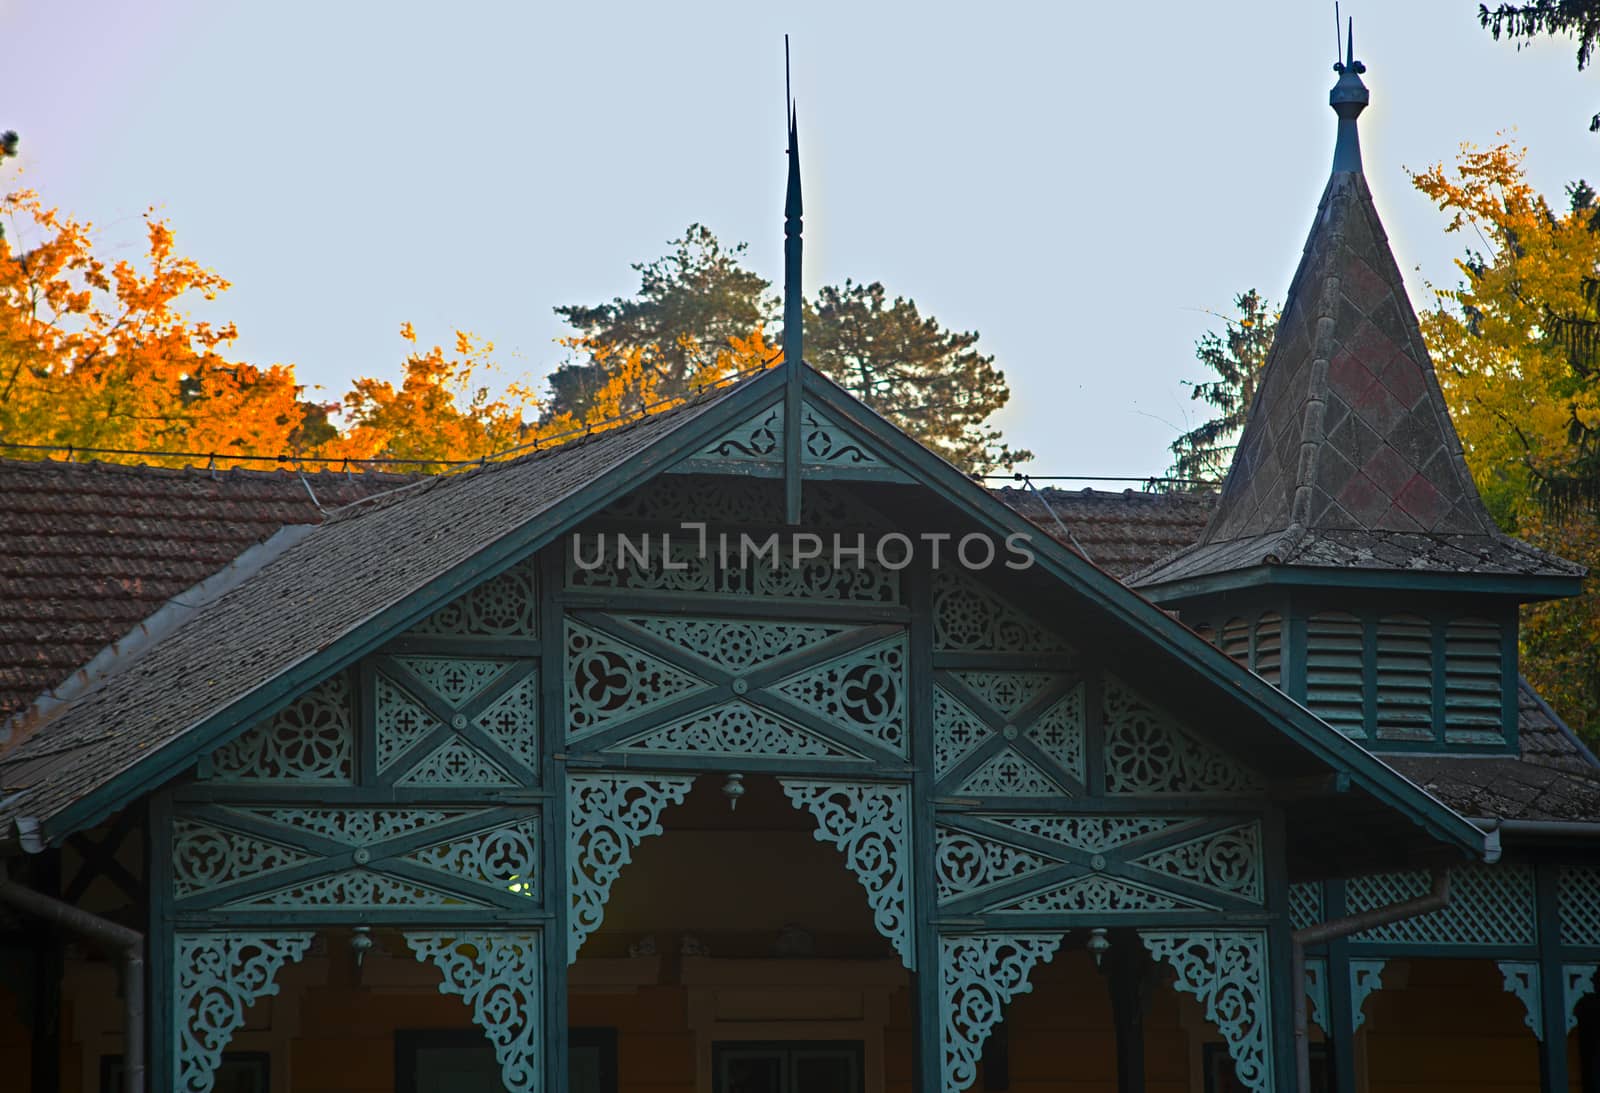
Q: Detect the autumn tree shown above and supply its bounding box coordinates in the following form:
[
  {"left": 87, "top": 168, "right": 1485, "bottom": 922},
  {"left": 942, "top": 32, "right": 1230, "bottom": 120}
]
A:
[
  {"left": 552, "top": 224, "right": 1029, "bottom": 474},
  {"left": 1412, "top": 140, "right": 1600, "bottom": 732},
  {"left": 1480, "top": 1, "right": 1600, "bottom": 132},
  {"left": 1167, "top": 289, "right": 1278, "bottom": 484},
  {"left": 0, "top": 190, "right": 305, "bottom": 465}
]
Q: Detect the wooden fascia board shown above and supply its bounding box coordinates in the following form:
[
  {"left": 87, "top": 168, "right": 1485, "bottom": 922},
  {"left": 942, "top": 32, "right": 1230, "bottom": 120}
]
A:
[{"left": 1138, "top": 564, "right": 1581, "bottom": 605}]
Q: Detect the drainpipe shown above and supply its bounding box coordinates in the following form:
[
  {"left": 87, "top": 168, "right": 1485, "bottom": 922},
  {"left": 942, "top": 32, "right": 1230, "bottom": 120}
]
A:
[
  {"left": 1290, "top": 870, "right": 1451, "bottom": 1093},
  {"left": 0, "top": 861, "right": 145, "bottom": 1093}
]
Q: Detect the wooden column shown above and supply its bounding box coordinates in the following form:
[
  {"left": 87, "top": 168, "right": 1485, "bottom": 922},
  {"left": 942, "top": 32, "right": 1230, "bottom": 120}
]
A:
[
  {"left": 1103, "top": 930, "right": 1149, "bottom": 1093},
  {"left": 1537, "top": 863, "right": 1570, "bottom": 1093}
]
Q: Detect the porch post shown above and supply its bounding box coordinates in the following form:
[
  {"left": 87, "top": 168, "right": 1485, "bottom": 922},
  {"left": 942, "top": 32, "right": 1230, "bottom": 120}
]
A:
[
  {"left": 1103, "top": 929, "right": 1147, "bottom": 1093},
  {"left": 908, "top": 560, "right": 946, "bottom": 1092},
  {"left": 1323, "top": 881, "right": 1359, "bottom": 1093},
  {"left": 1536, "top": 863, "right": 1569, "bottom": 1093},
  {"left": 540, "top": 547, "right": 569, "bottom": 1093}
]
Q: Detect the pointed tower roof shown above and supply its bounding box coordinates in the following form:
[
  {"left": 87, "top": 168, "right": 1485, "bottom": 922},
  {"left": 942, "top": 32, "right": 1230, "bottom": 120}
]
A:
[{"left": 1136, "top": 32, "right": 1581, "bottom": 594}]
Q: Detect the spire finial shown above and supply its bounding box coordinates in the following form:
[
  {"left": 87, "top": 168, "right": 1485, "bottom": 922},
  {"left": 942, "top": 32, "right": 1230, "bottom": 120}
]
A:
[
  {"left": 1329, "top": 13, "right": 1368, "bottom": 173},
  {"left": 781, "top": 35, "right": 804, "bottom": 524}
]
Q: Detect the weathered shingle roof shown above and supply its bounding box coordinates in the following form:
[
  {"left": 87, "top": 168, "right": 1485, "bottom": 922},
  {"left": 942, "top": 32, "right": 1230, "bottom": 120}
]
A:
[
  {"left": 1390, "top": 684, "right": 1600, "bottom": 822},
  {"left": 989, "top": 486, "right": 1215, "bottom": 578},
  {"left": 1135, "top": 103, "right": 1578, "bottom": 588},
  {"left": 0, "top": 380, "right": 751, "bottom": 831},
  {"left": 0, "top": 458, "right": 413, "bottom": 718}
]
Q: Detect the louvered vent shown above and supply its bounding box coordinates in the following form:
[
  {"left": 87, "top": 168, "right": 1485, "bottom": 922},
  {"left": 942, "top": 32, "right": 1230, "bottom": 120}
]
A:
[
  {"left": 1254, "top": 613, "right": 1283, "bottom": 685},
  {"left": 1445, "top": 618, "right": 1504, "bottom": 744},
  {"left": 1305, "top": 612, "right": 1365, "bottom": 737},
  {"left": 1219, "top": 617, "right": 1251, "bottom": 667},
  {"left": 1375, "top": 615, "right": 1433, "bottom": 741}
]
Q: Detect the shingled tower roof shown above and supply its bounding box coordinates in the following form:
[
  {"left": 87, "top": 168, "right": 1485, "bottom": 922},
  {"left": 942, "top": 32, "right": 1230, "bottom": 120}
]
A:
[{"left": 1136, "top": 38, "right": 1581, "bottom": 591}]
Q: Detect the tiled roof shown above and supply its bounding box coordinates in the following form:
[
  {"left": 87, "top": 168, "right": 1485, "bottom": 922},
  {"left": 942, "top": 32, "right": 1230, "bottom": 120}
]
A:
[
  {"left": 1389, "top": 684, "right": 1600, "bottom": 822},
  {"left": 0, "top": 459, "right": 413, "bottom": 718},
  {"left": 989, "top": 486, "right": 1215, "bottom": 578},
  {"left": 0, "top": 380, "right": 752, "bottom": 833},
  {"left": 1136, "top": 126, "right": 1578, "bottom": 587}
]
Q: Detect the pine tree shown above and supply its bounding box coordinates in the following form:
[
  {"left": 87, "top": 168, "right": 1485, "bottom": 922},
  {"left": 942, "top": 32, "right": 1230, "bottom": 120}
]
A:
[
  {"left": 1168, "top": 290, "right": 1278, "bottom": 484},
  {"left": 1480, "top": 1, "right": 1600, "bottom": 132}
]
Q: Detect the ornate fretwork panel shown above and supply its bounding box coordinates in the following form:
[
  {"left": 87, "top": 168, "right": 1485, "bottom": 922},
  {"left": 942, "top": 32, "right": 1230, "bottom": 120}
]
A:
[
  {"left": 172, "top": 808, "right": 538, "bottom": 912},
  {"left": 615, "top": 705, "right": 865, "bottom": 761},
  {"left": 935, "top": 827, "right": 1057, "bottom": 904},
  {"left": 937, "top": 676, "right": 1085, "bottom": 797},
  {"left": 1567, "top": 965, "right": 1599, "bottom": 1034},
  {"left": 407, "top": 931, "right": 543, "bottom": 1093},
  {"left": 770, "top": 637, "right": 908, "bottom": 756},
  {"left": 931, "top": 569, "right": 1068, "bottom": 653},
  {"left": 207, "top": 674, "right": 353, "bottom": 783},
  {"left": 939, "top": 934, "right": 1062, "bottom": 1093},
  {"left": 374, "top": 657, "right": 539, "bottom": 785},
  {"left": 1142, "top": 930, "right": 1272, "bottom": 1093},
  {"left": 172, "top": 818, "right": 313, "bottom": 899},
  {"left": 1348, "top": 865, "right": 1535, "bottom": 947},
  {"left": 374, "top": 675, "right": 443, "bottom": 771},
  {"left": 566, "top": 622, "right": 710, "bottom": 737},
  {"left": 1103, "top": 675, "right": 1261, "bottom": 795},
  {"left": 698, "top": 402, "right": 783, "bottom": 463},
  {"left": 564, "top": 613, "right": 907, "bottom": 764},
  {"left": 797, "top": 401, "right": 886, "bottom": 467},
  {"left": 175, "top": 931, "right": 313, "bottom": 1093},
  {"left": 1128, "top": 823, "right": 1263, "bottom": 903},
  {"left": 395, "top": 737, "right": 519, "bottom": 788},
  {"left": 933, "top": 815, "right": 1262, "bottom": 916},
  {"left": 392, "top": 655, "right": 514, "bottom": 707},
  {"left": 781, "top": 780, "right": 913, "bottom": 968},
  {"left": 407, "top": 557, "right": 538, "bottom": 637},
  {"left": 1560, "top": 866, "right": 1600, "bottom": 946},
  {"left": 567, "top": 774, "right": 694, "bottom": 961},
  {"left": 565, "top": 531, "right": 898, "bottom": 602}
]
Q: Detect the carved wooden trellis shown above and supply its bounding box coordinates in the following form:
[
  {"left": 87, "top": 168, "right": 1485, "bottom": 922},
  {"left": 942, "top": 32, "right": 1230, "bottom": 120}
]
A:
[
  {"left": 174, "top": 931, "right": 313, "bottom": 1093},
  {"left": 1142, "top": 929, "right": 1274, "bottom": 1093},
  {"left": 939, "top": 933, "right": 1063, "bottom": 1093},
  {"left": 407, "top": 930, "right": 544, "bottom": 1093}
]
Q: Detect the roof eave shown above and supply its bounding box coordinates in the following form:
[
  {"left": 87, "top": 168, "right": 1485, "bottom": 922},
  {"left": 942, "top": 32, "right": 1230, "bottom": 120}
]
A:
[{"left": 1136, "top": 562, "right": 1582, "bottom": 605}]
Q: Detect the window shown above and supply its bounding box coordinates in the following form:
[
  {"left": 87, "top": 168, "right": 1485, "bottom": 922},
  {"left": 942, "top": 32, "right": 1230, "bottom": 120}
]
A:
[
  {"left": 712, "top": 1040, "right": 865, "bottom": 1093},
  {"left": 395, "top": 1028, "right": 616, "bottom": 1093}
]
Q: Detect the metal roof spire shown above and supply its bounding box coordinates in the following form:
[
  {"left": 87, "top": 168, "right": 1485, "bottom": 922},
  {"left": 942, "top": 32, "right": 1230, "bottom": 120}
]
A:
[
  {"left": 1330, "top": 15, "right": 1369, "bottom": 174},
  {"left": 782, "top": 36, "right": 805, "bottom": 523}
]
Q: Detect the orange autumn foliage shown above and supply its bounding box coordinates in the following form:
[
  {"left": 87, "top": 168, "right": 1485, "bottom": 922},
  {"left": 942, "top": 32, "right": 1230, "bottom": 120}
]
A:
[
  {"left": 0, "top": 190, "right": 303, "bottom": 466},
  {"left": 0, "top": 178, "right": 780, "bottom": 472}
]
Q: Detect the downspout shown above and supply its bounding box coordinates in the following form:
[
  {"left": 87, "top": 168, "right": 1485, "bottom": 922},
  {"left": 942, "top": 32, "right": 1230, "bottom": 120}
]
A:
[
  {"left": 1290, "top": 870, "right": 1451, "bottom": 1093},
  {"left": 0, "top": 860, "right": 145, "bottom": 1093}
]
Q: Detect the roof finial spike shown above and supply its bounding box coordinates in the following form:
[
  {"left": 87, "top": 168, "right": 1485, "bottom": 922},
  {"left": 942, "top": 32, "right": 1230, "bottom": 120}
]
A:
[
  {"left": 1328, "top": 12, "right": 1369, "bottom": 173},
  {"left": 780, "top": 35, "right": 805, "bottom": 524}
]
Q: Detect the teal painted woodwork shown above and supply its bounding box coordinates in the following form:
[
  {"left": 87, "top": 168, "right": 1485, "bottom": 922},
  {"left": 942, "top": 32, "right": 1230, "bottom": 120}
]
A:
[
  {"left": 1195, "top": 598, "right": 1518, "bottom": 752},
  {"left": 1346, "top": 865, "right": 1535, "bottom": 947},
  {"left": 206, "top": 673, "right": 355, "bottom": 783},
  {"left": 938, "top": 933, "right": 1062, "bottom": 1093},
  {"left": 1348, "top": 959, "right": 1387, "bottom": 1030},
  {"left": 1102, "top": 676, "right": 1261, "bottom": 795},
  {"left": 1141, "top": 930, "right": 1272, "bottom": 1093},
  {"left": 407, "top": 930, "right": 545, "bottom": 1093},
  {"left": 931, "top": 569, "right": 1067, "bottom": 654},
  {"left": 174, "top": 930, "right": 313, "bottom": 1093}
]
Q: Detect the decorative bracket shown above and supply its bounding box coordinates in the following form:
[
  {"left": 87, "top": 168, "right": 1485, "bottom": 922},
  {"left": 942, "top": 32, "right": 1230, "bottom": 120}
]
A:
[
  {"left": 567, "top": 773, "right": 694, "bottom": 961},
  {"left": 1304, "top": 957, "right": 1329, "bottom": 1033},
  {"left": 1349, "top": 958, "right": 1387, "bottom": 1031},
  {"left": 939, "top": 933, "right": 1062, "bottom": 1093},
  {"left": 1567, "top": 964, "right": 1600, "bottom": 1034},
  {"left": 407, "top": 931, "right": 543, "bottom": 1093},
  {"left": 175, "top": 931, "right": 313, "bottom": 1093},
  {"left": 1141, "top": 930, "right": 1272, "bottom": 1093},
  {"left": 1498, "top": 960, "right": 1542, "bottom": 1040},
  {"left": 780, "top": 779, "right": 913, "bottom": 968}
]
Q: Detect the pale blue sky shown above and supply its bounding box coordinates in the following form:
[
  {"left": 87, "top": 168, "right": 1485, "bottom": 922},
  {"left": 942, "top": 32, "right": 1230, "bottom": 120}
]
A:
[{"left": 2, "top": 1, "right": 1594, "bottom": 477}]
